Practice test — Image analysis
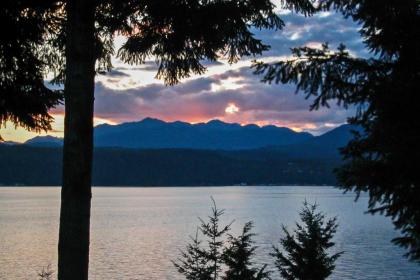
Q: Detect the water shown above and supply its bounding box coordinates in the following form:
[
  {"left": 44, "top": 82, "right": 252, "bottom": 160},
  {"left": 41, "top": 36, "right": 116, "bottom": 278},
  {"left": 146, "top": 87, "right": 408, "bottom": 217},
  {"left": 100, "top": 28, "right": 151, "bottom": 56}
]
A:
[{"left": 0, "top": 186, "right": 418, "bottom": 279}]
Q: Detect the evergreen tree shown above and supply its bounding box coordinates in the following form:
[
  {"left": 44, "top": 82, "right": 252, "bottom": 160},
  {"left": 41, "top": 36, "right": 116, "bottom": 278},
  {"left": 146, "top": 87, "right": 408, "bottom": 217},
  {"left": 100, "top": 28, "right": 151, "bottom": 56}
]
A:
[
  {"left": 253, "top": 0, "right": 420, "bottom": 262},
  {"left": 174, "top": 199, "right": 270, "bottom": 280},
  {"left": 3, "top": 1, "right": 319, "bottom": 279},
  {"left": 223, "top": 221, "right": 270, "bottom": 280},
  {"left": 199, "top": 198, "right": 233, "bottom": 280},
  {"left": 174, "top": 198, "right": 232, "bottom": 280},
  {"left": 0, "top": 1, "right": 63, "bottom": 140},
  {"left": 173, "top": 230, "right": 212, "bottom": 280},
  {"left": 272, "top": 202, "right": 342, "bottom": 280}
]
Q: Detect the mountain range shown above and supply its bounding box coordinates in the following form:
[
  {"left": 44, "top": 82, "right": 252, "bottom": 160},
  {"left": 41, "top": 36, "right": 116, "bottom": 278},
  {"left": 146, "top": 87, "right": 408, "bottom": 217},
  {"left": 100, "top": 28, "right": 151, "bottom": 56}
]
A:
[
  {"left": 22, "top": 117, "right": 330, "bottom": 150},
  {"left": 0, "top": 119, "right": 360, "bottom": 186}
]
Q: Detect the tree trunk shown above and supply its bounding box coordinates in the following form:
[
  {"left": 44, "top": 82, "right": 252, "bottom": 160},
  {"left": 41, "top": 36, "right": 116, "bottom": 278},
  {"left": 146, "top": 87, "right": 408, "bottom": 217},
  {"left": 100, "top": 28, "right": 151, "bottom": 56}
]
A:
[{"left": 58, "top": 0, "right": 96, "bottom": 279}]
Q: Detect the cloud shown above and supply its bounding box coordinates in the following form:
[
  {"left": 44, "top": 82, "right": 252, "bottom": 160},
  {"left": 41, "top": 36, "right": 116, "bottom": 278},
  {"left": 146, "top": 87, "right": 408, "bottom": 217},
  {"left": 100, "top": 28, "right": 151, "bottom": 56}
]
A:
[
  {"left": 6, "top": 9, "right": 367, "bottom": 142},
  {"left": 253, "top": 11, "right": 367, "bottom": 58},
  {"left": 92, "top": 65, "right": 354, "bottom": 134},
  {"left": 67, "top": 11, "right": 363, "bottom": 133}
]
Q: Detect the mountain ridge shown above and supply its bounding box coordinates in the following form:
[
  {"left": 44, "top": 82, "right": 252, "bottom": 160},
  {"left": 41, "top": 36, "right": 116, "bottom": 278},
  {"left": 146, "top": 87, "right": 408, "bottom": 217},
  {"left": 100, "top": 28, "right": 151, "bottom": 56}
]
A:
[
  {"left": 0, "top": 123, "right": 359, "bottom": 186},
  {"left": 22, "top": 118, "right": 316, "bottom": 150}
]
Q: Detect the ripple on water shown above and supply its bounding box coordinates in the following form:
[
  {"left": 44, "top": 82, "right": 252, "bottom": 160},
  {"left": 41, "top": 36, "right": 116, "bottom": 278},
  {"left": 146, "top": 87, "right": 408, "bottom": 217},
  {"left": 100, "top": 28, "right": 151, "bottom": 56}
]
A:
[{"left": 0, "top": 186, "right": 419, "bottom": 279}]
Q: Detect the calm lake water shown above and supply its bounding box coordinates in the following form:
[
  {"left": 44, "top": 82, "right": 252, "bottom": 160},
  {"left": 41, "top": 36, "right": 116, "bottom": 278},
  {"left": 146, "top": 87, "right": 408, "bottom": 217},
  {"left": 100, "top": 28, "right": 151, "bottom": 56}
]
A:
[{"left": 0, "top": 186, "right": 419, "bottom": 279}]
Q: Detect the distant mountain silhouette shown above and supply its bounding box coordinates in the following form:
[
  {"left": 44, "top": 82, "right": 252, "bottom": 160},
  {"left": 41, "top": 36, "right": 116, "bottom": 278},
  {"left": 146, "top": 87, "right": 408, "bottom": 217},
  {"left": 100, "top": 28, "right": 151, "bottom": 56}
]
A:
[
  {"left": 21, "top": 119, "right": 359, "bottom": 153},
  {"left": 260, "top": 124, "right": 361, "bottom": 159},
  {"left": 21, "top": 119, "right": 361, "bottom": 157},
  {"left": 25, "top": 118, "right": 314, "bottom": 150},
  {"left": 0, "top": 140, "right": 20, "bottom": 146},
  {"left": 24, "top": 135, "right": 63, "bottom": 147},
  {"left": 0, "top": 123, "right": 360, "bottom": 186},
  {"left": 94, "top": 118, "right": 314, "bottom": 149}
]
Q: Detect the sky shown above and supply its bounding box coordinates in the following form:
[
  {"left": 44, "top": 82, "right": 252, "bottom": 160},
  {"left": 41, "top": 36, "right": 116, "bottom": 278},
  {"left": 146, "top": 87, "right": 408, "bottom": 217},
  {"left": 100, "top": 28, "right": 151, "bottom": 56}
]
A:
[{"left": 1, "top": 5, "right": 367, "bottom": 143}]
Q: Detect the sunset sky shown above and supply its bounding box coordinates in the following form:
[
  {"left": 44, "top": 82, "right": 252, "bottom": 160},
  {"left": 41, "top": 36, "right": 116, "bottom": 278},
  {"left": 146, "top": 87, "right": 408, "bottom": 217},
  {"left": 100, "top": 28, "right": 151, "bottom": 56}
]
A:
[{"left": 1, "top": 6, "right": 367, "bottom": 142}]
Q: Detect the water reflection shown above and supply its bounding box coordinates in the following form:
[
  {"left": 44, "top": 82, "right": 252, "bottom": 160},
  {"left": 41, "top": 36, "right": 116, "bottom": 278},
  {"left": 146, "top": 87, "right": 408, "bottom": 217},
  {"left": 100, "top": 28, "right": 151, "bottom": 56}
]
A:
[{"left": 0, "top": 186, "right": 418, "bottom": 279}]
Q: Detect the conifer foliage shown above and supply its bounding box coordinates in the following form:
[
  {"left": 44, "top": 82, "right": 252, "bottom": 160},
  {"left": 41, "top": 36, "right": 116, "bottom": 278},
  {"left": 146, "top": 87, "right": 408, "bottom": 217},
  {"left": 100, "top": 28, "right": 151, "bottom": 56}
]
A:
[
  {"left": 2, "top": 1, "right": 318, "bottom": 279},
  {"left": 173, "top": 230, "right": 212, "bottom": 280},
  {"left": 223, "top": 221, "right": 270, "bottom": 280},
  {"left": 0, "top": 1, "right": 63, "bottom": 138},
  {"left": 173, "top": 198, "right": 269, "bottom": 280},
  {"left": 272, "top": 202, "right": 342, "bottom": 280},
  {"left": 254, "top": 0, "right": 420, "bottom": 261},
  {"left": 175, "top": 200, "right": 342, "bottom": 280},
  {"left": 198, "top": 198, "right": 233, "bottom": 280}
]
